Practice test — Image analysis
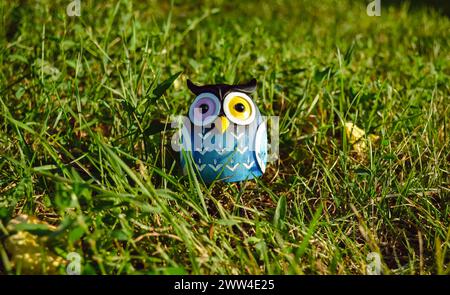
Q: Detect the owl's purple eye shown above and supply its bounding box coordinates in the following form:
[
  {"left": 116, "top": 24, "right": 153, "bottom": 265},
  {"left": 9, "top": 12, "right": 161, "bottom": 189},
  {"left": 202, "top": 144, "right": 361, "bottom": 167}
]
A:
[
  {"left": 189, "top": 93, "right": 220, "bottom": 126},
  {"left": 193, "top": 98, "right": 216, "bottom": 117},
  {"left": 200, "top": 104, "right": 209, "bottom": 114}
]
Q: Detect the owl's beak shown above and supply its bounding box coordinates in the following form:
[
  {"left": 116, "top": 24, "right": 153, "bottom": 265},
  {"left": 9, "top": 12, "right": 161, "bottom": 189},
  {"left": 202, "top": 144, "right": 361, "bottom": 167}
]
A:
[{"left": 215, "top": 116, "right": 230, "bottom": 134}]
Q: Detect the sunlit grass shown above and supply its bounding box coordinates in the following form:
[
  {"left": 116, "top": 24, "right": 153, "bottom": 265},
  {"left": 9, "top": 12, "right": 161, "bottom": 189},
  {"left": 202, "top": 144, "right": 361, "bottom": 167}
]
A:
[{"left": 0, "top": 0, "right": 449, "bottom": 274}]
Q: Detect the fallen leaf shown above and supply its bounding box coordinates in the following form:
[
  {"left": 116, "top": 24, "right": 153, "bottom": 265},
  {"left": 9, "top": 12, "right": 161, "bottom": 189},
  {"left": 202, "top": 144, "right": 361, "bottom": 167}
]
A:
[
  {"left": 344, "top": 122, "right": 380, "bottom": 157},
  {"left": 4, "top": 215, "right": 65, "bottom": 274}
]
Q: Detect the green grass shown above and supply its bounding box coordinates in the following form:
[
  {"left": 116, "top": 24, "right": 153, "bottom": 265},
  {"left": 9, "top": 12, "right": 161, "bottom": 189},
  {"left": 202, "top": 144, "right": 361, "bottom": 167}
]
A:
[{"left": 0, "top": 0, "right": 449, "bottom": 274}]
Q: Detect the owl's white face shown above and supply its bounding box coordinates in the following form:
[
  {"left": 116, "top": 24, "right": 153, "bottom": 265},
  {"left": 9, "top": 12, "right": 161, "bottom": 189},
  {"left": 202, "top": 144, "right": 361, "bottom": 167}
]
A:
[{"left": 188, "top": 91, "right": 257, "bottom": 133}]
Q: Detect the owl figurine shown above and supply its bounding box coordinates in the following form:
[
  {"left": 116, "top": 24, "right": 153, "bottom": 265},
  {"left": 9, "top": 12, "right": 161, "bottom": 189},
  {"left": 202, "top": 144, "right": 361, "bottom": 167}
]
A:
[{"left": 179, "top": 79, "right": 267, "bottom": 184}]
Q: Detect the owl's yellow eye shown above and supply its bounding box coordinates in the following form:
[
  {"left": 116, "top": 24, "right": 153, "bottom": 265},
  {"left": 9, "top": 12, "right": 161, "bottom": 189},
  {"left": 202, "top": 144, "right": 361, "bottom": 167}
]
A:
[
  {"left": 229, "top": 97, "right": 252, "bottom": 121},
  {"left": 223, "top": 92, "right": 256, "bottom": 125}
]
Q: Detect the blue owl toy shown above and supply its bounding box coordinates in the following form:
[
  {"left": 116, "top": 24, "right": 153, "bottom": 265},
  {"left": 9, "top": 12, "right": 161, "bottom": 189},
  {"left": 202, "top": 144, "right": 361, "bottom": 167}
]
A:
[{"left": 179, "top": 79, "right": 267, "bottom": 184}]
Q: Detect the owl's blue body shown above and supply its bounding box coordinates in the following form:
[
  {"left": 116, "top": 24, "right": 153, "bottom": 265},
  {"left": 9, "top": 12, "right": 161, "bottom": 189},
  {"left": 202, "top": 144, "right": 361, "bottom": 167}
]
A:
[
  {"left": 181, "top": 111, "right": 267, "bottom": 184},
  {"left": 180, "top": 79, "right": 267, "bottom": 185}
]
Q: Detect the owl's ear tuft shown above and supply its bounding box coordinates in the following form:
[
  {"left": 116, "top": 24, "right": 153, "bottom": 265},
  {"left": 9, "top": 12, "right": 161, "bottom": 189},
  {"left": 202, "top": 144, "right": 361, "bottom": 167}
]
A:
[
  {"left": 235, "top": 78, "right": 257, "bottom": 94},
  {"left": 187, "top": 79, "right": 203, "bottom": 95}
]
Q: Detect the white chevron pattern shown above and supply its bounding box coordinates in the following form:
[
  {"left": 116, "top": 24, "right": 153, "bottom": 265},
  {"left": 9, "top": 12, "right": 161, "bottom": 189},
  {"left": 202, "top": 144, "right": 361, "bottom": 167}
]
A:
[
  {"left": 231, "top": 132, "right": 244, "bottom": 140},
  {"left": 243, "top": 161, "right": 254, "bottom": 169},
  {"left": 197, "top": 132, "right": 212, "bottom": 140},
  {"left": 196, "top": 159, "right": 206, "bottom": 171},
  {"left": 226, "top": 163, "right": 240, "bottom": 171},
  {"left": 236, "top": 146, "right": 248, "bottom": 154},
  {"left": 208, "top": 163, "right": 223, "bottom": 171}
]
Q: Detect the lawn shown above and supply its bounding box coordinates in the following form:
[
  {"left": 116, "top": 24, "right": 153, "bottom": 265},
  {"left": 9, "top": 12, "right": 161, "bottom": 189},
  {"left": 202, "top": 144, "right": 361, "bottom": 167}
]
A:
[{"left": 0, "top": 0, "right": 449, "bottom": 274}]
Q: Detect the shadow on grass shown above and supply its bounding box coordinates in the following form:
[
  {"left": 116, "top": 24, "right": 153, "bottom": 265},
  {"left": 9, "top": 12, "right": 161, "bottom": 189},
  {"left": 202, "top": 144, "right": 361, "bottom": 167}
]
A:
[{"left": 387, "top": 0, "right": 450, "bottom": 16}]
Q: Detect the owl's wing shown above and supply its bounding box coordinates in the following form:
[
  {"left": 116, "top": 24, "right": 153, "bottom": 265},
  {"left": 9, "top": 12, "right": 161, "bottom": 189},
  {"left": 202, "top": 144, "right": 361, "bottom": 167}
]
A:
[{"left": 254, "top": 120, "right": 267, "bottom": 173}]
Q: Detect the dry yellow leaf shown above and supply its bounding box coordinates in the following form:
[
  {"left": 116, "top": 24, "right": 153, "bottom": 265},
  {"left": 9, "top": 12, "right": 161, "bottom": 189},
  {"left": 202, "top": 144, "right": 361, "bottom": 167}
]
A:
[
  {"left": 344, "top": 122, "right": 380, "bottom": 157},
  {"left": 4, "top": 215, "right": 65, "bottom": 274}
]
